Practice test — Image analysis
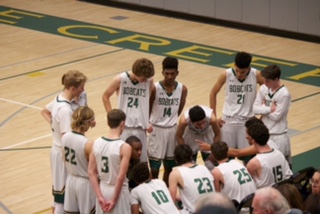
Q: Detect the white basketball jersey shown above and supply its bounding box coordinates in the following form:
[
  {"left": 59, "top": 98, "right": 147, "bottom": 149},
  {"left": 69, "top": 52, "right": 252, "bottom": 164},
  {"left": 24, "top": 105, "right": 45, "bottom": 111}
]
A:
[
  {"left": 130, "top": 179, "right": 179, "bottom": 214},
  {"left": 93, "top": 137, "right": 128, "bottom": 186},
  {"left": 184, "top": 105, "right": 213, "bottom": 135},
  {"left": 223, "top": 68, "right": 257, "bottom": 117},
  {"left": 47, "top": 91, "right": 87, "bottom": 112},
  {"left": 217, "top": 160, "right": 256, "bottom": 202},
  {"left": 254, "top": 149, "right": 292, "bottom": 188},
  {"left": 62, "top": 131, "right": 89, "bottom": 177},
  {"left": 150, "top": 81, "right": 183, "bottom": 127},
  {"left": 50, "top": 94, "right": 73, "bottom": 148},
  {"left": 118, "top": 72, "right": 151, "bottom": 129},
  {"left": 254, "top": 84, "right": 291, "bottom": 134},
  {"left": 177, "top": 164, "right": 215, "bottom": 212}
]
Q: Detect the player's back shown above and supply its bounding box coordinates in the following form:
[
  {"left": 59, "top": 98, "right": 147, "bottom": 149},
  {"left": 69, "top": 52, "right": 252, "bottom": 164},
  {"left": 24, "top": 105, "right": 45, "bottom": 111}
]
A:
[
  {"left": 131, "top": 179, "right": 179, "bottom": 214},
  {"left": 62, "top": 131, "right": 89, "bottom": 177},
  {"left": 177, "top": 164, "right": 215, "bottom": 212},
  {"left": 218, "top": 159, "right": 256, "bottom": 202},
  {"left": 93, "top": 137, "right": 128, "bottom": 185}
]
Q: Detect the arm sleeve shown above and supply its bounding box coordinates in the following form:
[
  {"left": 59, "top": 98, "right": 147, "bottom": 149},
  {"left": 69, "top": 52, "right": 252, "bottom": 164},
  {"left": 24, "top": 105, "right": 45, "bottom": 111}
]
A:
[
  {"left": 253, "top": 87, "right": 272, "bottom": 115},
  {"left": 130, "top": 189, "right": 140, "bottom": 205},
  {"left": 266, "top": 92, "right": 291, "bottom": 121}
]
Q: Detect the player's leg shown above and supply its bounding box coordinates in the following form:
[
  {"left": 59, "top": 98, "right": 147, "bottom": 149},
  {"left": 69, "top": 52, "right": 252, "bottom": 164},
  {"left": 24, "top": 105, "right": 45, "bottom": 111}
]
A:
[
  {"left": 220, "top": 119, "right": 238, "bottom": 149},
  {"left": 163, "top": 126, "right": 178, "bottom": 186},
  {"left": 64, "top": 176, "right": 79, "bottom": 213},
  {"left": 148, "top": 126, "right": 166, "bottom": 178},
  {"left": 51, "top": 148, "right": 67, "bottom": 214},
  {"left": 77, "top": 177, "right": 96, "bottom": 214},
  {"left": 270, "top": 134, "right": 292, "bottom": 167},
  {"left": 183, "top": 128, "right": 200, "bottom": 160}
]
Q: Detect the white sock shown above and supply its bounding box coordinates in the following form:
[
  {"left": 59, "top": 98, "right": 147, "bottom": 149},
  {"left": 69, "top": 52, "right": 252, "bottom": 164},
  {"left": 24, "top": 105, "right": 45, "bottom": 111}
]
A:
[{"left": 54, "top": 203, "right": 64, "bottom": 214}]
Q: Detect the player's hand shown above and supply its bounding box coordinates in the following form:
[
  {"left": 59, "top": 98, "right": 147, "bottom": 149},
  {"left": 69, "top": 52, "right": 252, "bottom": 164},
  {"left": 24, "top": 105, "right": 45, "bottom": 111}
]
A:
[
  {"left": 270, "top": 101, "right": 277, "bottom": 112},
  {"left": 146, "top": 124, "right": 153, "bottom": 133},
  {"left": 218, "top": 118, "right": 225, "bottom": 127},
  {"left": 196, "top": 139, "right": 211, "bottom": 151},
  {"left": 98, "top": 196, "right": 108, "bottom": 211},
  {"left": 105, "top": 200, "right": 116, "bottom": 212}
]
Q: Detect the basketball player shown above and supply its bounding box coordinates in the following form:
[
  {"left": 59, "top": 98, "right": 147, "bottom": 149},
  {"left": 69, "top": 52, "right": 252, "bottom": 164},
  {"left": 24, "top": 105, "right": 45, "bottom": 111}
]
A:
[
  {"left": 130, "top": 162, "right": 179, "bottom": 214},
  {"left": 176, "top": 105, "right": 220, "bottom": 170},
  {"left": 61, "top": 106, "right": 96, "bottom": 214},
  {"left": 102, "top": 58, "right": 154, "bottom": 162},
  {"left": 148, "top": 56, "right": 188, "bottom": 185},
  {"left": 88, "top": 109, "right": 131, "bottom": 214},
  {"left": 246, "top": 122, "right": 292, "bottom": 188},
  {"left": 253, "top": 64, "right": 292, "bottom": 166},
  {"left": 209, "top": 51, "right": 264, "bottom": 163},
  {"left": 41, "top": 71, "right": 88, "bottom": 124},
  {"left": 211, "top": 141, "right": 256, "bottom": 203},
  {"left": 126, "top": 135, "right": 142, "bottom": 190},
  {"left": 169, "top": 144, "right": 215, "bottom": 214},
  {"left": 43, "top": 70, "right": 87, "bottom": 214},
  {"left": 197, "top": 117, "right": 279, "bottom": 159}
]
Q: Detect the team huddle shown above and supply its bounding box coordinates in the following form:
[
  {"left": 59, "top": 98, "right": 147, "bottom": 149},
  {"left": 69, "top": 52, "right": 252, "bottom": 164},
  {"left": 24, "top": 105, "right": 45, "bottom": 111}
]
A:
[{"left": 42, "top": 52, "right": 294, "bottom": 214}]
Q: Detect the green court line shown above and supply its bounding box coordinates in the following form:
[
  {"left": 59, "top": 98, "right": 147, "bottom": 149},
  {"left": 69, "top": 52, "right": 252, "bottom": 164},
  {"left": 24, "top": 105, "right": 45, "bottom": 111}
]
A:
[
  {"left": 0, "top": 201, "right": 13, "bottom": 214},
  {"left": 292, "top": 91, "right": 320, "bottom": 102}
]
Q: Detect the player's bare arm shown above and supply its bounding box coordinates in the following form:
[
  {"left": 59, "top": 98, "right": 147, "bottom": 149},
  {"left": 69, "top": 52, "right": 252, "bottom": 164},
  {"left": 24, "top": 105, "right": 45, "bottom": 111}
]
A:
[
  {"left": 149, "top": 84, "right": 156, "bottom": 116},
  {"left": 168, "top": 169, "right": 183, "bottom": 202},
  {"left": 247, "top": 158, "right": 261, "bottom": 179},
  {"left": 131, "top": 204, "right": 140, "bottom": 214},
  {"left": 209, "top": 71, "right": 226, "bottom": 116},
  {"left": 228, "top": 145, "right": 257, "bottom": 158},
  {"left": 102, "top": 75, "right": 121, "bottom": 113},
  {"left": 210, "top": 112, "right": 221, "bottom": 143},
  {"left": 88, "top": 151, "right": 107, "bottom": 210},
  {"left": 256, "top": 70, "right": 265, "bottom": 85},
  {"left": 108, "top": 143, "right": 132, "bottom": 211},
  {"left": 41, "top": 108, "right": 52, "bottom": 124},
  {"left": 212, "top": 168, "right": 223, "bottom": 192},
  {"left": 176, "top": 116, "right": 187, "bottom": 145},
  {"left": 178, "top": 85, "right": 188, "bottom": 116}
]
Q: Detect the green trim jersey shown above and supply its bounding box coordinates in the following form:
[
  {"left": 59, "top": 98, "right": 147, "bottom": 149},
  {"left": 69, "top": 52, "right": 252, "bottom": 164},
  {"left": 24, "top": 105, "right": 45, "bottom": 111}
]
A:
[
  {"left": 62, "top": 131, "right": 95, "bottom": 214},
  {"left": 130, "top": 179, "right": 179, "bottom": 214},
  {"left": 150, "top": 81, "right": 183, "bottom": 127},
  {"left": 48, "top": 94, "right": 72, "bottom": 203},
  {"left": 93, "top": 137, "right": 130, "bottom": 214},
  {"left": 93, "top": 137, "right": 128, "bottom": 186},
  {"left": 177, "top": 164, "right": 215, "bottom": 212},
  {"left": 217, "top": 160, "right": 256, "bottom": 203},
  {"left": 49, "top": 94, "right": 73, "bottom": 149},
  {"left": 62, "top": 131, "right": 89, "bottom": 177},
  {"left": 118, "top": 72, "right": 151, "bottom": 129},
  {"left": 254, "top": 149, "right": 292, "bottom": 188},
  {"left": 253, "top": 84, "right": 291, "bottom": 135},
  {"left": 223, "top": 68, "right": 257, "bottom": 118}
]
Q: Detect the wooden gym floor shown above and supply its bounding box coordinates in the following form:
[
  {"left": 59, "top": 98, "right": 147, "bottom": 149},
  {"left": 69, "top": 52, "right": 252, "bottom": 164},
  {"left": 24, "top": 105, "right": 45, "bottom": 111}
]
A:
[{"left": 0, "top": 0, "right": 319, "bottom": 213}]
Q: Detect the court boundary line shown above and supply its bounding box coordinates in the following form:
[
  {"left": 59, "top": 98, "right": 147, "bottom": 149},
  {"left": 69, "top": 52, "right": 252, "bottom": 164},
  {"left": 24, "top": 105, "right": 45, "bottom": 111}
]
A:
[
  {"left": 1, "top": 134, "right": 51, "bottom": 149},
  {"left": 291, "top": 91, "right": 320, "bottom": 102},
  {"left": 0, "top": 201, "right": 13, "bottom": 214}
]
